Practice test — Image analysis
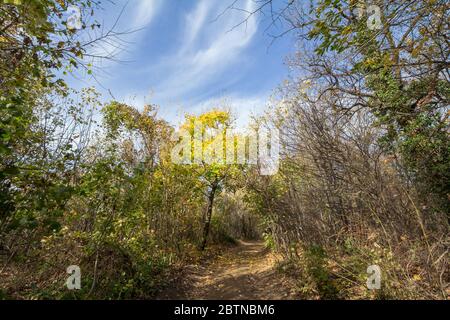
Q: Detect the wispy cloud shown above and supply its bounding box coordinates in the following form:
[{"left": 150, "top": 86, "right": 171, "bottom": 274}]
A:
[
  {"left": 132, "top": 0, "right": 163, "bottom": 29},
  {"left": 151, "top": 0, "right": 258, "bottom": 102}
]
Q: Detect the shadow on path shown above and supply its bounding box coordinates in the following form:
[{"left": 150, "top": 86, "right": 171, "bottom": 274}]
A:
[{"left": 159, "top": 240, "right": 301, "bottom": 300}]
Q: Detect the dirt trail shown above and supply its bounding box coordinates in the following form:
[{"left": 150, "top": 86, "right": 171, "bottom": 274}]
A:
[{"left": 159, "top": 240, "right": 301, "bottom": 300}]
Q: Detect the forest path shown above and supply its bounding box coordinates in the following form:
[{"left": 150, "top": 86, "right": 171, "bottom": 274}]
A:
[{"left": 159, "top": 240, "right": 301, "bottom": 300}]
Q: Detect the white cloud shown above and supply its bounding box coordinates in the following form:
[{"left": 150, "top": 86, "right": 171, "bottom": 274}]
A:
[
  {"left": 152, "top": 0, "right": 259, "bottom": 102},
  {"left": 182, "top": 0, "right": 213, "bottom": 48},
  {"left": 161, "top": 94, "right": 268, "bottom": 128},
  {"left": 105, "top": 1, "right": 265, "bottom": 126},
  {"left": 132, "top": 0, "right": 163, "bottom": 29}
]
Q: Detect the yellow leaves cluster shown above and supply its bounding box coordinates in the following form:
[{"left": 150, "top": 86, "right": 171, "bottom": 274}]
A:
[{"left": 183, "top": 109, "right": 231, "bottom": 131}]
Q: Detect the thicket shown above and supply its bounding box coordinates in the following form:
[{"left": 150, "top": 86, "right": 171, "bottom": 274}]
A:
[
  {"left": 1, "top": 0, "right": 448, "bottom": 300},
  {"left": 243, "top": 0, "right": 449, "bottom": 299}
]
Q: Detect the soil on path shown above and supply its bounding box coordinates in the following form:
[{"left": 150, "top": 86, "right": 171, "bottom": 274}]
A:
[{"left": 159, "top": 240, "right": 301, "bottom": 300}]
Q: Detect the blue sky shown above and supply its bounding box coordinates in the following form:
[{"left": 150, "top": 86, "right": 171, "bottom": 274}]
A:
[{"left": 70, "top": 0, "right": 295, "bottom": 126}]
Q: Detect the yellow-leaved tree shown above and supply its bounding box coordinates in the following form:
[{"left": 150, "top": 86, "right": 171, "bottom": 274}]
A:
[{"left": 172, "top": 110, "right": 243, "bottom": 250}]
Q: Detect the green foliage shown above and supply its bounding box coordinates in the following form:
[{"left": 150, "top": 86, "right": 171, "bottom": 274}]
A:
[
  {"left": 303, "top": 245, "right": 339, "bottom": 299},
  {"left": 397, "top": 114, "right": 450, "bottom": 209},
  {"left": 0, "top": 0, "right": 102, "bottom": 239},
  {"left": 209, "top": 214, "right": 238, "bottom": 245},
  {"left": 0, "top": 0, "right": 99, "bottom": 155},
  {"left": 263, "top": 232, "right": 275, "bottom": 250}
]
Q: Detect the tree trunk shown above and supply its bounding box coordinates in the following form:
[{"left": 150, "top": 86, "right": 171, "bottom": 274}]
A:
[{"left": 200, "top": 182, "right": 217, "bottom": 251}]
